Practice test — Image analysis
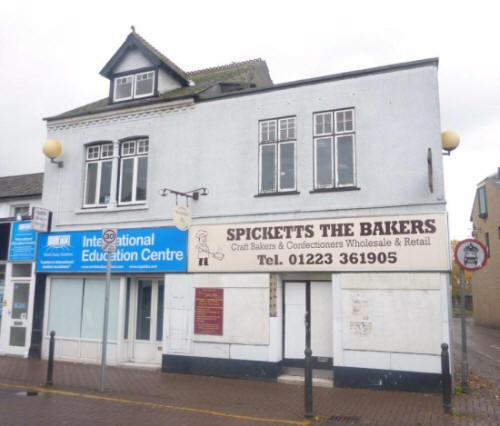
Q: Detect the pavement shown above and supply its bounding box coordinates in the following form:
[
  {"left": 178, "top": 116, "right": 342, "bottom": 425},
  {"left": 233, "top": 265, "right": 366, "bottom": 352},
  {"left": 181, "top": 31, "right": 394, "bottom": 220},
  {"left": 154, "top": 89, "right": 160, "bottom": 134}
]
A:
[
  {"left": 452, "top": 317, "right": 500, "bottom": 388},
  {"left": 0, "top": 352, "right": 498, "bottom": 426}
]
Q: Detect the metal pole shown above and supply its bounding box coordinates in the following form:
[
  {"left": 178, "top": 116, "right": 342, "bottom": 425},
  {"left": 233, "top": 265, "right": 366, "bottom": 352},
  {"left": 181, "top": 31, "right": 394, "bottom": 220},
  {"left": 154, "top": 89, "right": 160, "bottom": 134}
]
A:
[
  {"left": 459, "top": 268, "right": 469, "bottom": 393},
  {"left": 304, "top": 282, "right": 313, "bottom": 418},
  {"left": 99, "top": 251, "right": 112, "bottom": 392},
  {"left": 45, "top": 330, "right": 55, "bottom": 386},
  {"left": 441, "top": 343, "right": 452, "bottom": 414}
]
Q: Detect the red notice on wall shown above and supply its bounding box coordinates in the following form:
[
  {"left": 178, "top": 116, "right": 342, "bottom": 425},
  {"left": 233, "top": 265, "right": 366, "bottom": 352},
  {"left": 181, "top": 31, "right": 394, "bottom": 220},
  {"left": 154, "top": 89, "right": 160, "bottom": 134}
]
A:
[{"left": 194, "top": 288, "right": 223, "bottom": 335}]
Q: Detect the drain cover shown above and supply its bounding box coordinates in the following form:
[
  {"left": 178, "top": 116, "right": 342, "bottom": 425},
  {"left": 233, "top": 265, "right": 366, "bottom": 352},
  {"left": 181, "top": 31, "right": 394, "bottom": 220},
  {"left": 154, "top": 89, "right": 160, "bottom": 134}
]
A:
[{"left": 323, "top": 414, "right": 362, "bottom": 424}]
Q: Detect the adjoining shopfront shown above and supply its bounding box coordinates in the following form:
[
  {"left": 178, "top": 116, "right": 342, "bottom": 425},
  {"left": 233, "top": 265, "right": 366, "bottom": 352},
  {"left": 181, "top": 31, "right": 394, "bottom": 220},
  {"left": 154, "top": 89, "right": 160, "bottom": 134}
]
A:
[
  {"left": 31, "top": 213, "right": 451, "bottom": 391},
  {"left": 159, "top": 212, "right": 451, "bottom": 392},
  {"left": 0, "top": 221, "right": 38, "bottom": 357},
  {"left": 35, "top": 226, "right": 186, "bottom": 366}
]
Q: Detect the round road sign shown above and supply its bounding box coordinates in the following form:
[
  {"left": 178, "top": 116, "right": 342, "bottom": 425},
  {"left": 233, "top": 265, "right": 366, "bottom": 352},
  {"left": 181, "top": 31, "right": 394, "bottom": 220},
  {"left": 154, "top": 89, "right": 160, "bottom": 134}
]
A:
[
  {"left": 454, "top": 238, "right": 488, "bottom": 271},
  {"left": 102, "top": 228, "right": 117, "bottom": 244}
]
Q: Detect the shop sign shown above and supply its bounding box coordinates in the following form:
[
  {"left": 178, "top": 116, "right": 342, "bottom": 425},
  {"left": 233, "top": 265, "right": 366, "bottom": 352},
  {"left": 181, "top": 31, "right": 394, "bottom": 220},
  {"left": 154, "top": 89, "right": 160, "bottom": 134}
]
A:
[
  {"left": 172, "top": 205, "right": 191, "bottom": 231},
  {"left": 36, "top": 227, "right": 186, "bottom": 273},
  {"left": 194, "top": 288, "right": 223, "bottom": 335},
  {"left": 188, "top": 213, "right": 449, "bottom": 272},
  {"left": 31, "top": 207, "right": 51, "bottom": 233},
  {"left": 9, "top": 221, "right": 37, "bottom": 262}
]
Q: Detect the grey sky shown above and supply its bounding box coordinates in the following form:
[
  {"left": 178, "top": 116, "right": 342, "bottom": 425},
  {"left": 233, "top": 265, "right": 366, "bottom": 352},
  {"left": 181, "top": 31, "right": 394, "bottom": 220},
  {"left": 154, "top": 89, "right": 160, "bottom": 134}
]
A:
[{"left": 1, "top": 0, "right": 499, "bottom": 240}]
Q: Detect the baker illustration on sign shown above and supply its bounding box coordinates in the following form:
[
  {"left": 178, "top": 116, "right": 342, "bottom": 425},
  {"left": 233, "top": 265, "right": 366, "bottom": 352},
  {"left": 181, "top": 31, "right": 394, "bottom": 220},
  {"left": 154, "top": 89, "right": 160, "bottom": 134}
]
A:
[{"left": 195, "top": 229, "right": 224, "bottom": 266}]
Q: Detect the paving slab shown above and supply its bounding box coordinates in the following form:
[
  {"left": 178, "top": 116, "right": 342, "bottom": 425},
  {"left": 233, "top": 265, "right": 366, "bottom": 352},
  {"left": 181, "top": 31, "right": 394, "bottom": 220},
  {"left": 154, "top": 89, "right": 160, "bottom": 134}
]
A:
[{"left": 0, "top": 355, "right": 498, "bottom": 425}]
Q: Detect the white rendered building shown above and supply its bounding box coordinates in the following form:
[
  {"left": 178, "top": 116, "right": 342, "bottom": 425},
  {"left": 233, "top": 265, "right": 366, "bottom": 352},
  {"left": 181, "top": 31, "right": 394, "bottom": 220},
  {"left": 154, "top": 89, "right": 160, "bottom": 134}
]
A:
[{"left": 35, "top": 30, "right": 451, "bottom": 392}]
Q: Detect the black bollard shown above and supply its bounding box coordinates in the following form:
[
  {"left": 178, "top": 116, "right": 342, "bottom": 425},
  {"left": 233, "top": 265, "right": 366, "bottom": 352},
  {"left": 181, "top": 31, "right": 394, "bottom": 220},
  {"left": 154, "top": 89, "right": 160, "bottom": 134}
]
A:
[
  {"left": 441, "top": 343, "right": 452, "bottom": 414},
  {"left": 304, "top": 346, "right": 313, "bottom": 418},
  {"left": 46, "top": 331, "right": 56, "bottom": 386},
  {"left": 304, "top": 282, "right": 313, "bottom": 419}
]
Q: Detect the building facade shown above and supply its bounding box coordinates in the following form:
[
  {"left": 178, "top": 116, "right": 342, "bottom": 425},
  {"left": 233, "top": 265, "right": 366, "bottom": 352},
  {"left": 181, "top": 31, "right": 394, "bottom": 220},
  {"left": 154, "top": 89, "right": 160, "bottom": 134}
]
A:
[
  {"left": 34, "top": 31, "right": 452, "bottom": 391},
  {"left": 470, "top": 169, "right": 500, "bottom": 328},
  {"left": 0, "top": 173, "right": 43, "bottom": 357}
]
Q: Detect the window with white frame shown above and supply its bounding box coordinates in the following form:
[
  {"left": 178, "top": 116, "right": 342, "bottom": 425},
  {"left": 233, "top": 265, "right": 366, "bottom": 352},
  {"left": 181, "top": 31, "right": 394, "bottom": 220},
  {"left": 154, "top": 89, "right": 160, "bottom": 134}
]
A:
[
  {"left": 313, "top": 108, "right": 356, "bottom": 189},
  {"left": 10, "top": 205, "right": 30, "bottom": 217},
  {"left": 113, "top": 71, "right": 155, "bottom": 102},
  {"left": 84, "top": 143, "right": 114, "bottom": 207},
  {"left": 83, "top": 138, "right": 149, "bottom": 208},
  {"left": 119, "top": 138, "right": 149, "bottom": 204},
  {"left": 259, "top": 117, "right": 296, "bottom": 193}
]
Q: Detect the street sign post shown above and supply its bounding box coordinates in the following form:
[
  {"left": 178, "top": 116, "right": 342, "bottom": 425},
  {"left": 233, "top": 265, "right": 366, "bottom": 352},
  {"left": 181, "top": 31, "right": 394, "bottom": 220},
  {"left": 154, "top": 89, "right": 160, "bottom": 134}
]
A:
[
  {"left": 454, "top": 238, "right": 488, "bottom": 393},
  {"left": 99, "top": 228, "right": 117, "bottom": 392}
]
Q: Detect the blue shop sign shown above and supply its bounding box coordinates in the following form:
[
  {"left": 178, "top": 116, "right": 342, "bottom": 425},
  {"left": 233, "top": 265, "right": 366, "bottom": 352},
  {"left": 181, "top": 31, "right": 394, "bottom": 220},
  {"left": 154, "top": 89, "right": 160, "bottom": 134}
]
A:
[
  {"left": 9, "top": 221, "right": 37, "bottom": 261},
  {"left": 36, "top": 227, "right": 187, "bottom": 273}
]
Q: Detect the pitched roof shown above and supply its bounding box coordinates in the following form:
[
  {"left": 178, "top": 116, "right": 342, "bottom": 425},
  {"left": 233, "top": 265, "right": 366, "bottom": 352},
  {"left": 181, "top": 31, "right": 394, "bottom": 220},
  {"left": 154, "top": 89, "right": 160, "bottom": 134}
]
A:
[
  {"left": 45, "top": 58, "right": 273, "bottom": 121},
  {"left": 100, "top": 30, "right": 190, "bottom": 85},
  {"left": 0, "top": 173, "right": 43, "bottom": 199}
]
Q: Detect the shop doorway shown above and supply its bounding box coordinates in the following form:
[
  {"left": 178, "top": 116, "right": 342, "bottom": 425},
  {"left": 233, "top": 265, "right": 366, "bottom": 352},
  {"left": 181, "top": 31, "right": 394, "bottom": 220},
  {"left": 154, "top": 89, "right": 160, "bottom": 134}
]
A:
[
  {"left": 5, "top": 281, "right": 30, "bottom": 354},
  {"left": 283, "top": 281, "right": 332, "bottom": 368},
  {"left": 128, "top": 278, "right": 164, "bottom": 364}
]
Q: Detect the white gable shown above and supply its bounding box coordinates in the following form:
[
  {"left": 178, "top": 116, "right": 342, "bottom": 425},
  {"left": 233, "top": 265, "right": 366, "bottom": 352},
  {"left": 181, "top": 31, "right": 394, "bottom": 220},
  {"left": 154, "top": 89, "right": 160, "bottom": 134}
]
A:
[
  {"left": 157, "top": 69, "right": 182, "bottom": 93},
  {"left": 113, "top": 48, "right": 154, "bottom": 73}
]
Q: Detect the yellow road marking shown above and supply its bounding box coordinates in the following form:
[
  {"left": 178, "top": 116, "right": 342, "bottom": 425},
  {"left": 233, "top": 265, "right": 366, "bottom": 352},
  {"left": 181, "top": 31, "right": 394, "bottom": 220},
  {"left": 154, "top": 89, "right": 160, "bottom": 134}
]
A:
[{"left": 0, "top": 382, "right": 310, "bottom": 425}]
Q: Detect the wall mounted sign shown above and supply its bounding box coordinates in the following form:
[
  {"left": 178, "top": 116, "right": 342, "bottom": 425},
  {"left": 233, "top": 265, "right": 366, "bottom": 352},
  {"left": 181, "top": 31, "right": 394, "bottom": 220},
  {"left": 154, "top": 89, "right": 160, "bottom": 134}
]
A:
[
  {"left": 188, "top": 213, "right": 449, "bottom": 272},
  {"left": 31, "top": 207, "right": 51, "bottom": 233},
  {"left": 9, "top": 221, "right": 37, "bottom": 262},
  {"left": 194, "top": 288, "right": 223, "bottom": 335},
  {"left": 454, "top": 238, "right": 488, "bottom": 271},
  {"left": 36, "top": 227, "right": 187, "bottom": 273}
]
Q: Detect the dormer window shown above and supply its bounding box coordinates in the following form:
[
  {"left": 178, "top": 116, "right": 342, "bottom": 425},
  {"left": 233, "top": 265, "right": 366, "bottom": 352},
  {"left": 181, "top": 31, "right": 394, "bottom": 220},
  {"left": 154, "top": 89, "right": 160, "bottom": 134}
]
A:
[{"left": 113, "top": 71, "right": 155, "bottom": 102}]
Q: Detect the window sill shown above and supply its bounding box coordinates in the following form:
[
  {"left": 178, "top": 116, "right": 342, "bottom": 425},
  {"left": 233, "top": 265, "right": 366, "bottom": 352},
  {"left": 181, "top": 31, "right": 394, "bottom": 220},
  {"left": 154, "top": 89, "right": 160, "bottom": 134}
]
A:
[
  {"left": 75, "top": 204, "right": 148, "bottom": 214},
  {"left": 309, "top": 186, "right": 360, "bottom": 193},
  {"left": 254, "top": 191, "right": 300, "bottom": 197}
]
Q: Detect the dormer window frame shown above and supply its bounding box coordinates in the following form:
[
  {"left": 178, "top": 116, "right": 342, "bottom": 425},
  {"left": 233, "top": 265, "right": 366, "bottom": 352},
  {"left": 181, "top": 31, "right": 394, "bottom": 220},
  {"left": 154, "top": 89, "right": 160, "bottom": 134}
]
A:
[{"left": 112, "top": 67, "right": 157, "bottom": 103}]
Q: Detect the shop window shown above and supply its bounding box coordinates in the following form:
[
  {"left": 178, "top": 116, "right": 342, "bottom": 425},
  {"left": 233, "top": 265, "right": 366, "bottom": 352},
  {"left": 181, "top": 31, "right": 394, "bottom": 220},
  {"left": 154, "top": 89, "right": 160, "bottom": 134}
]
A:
[
  {"left": 477, "top": 186, "right": 487, "bottom": 218},
  {"left": 48, "top": 278, "right": 119, "bottom": 340},
  {"left": 259, "top": 117, "right": 296, "bottom": 194},
  {"left": 313, "top": 108, "right": 356, "bottom": 189}
]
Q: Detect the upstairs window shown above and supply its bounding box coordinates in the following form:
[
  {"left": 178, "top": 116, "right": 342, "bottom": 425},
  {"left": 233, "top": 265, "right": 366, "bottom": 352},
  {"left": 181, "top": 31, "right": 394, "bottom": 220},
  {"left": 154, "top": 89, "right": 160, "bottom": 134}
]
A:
[
  {"left": 84, "top": 143, "right": 114, "bottom": 207},
  {"left": 113, "top": 71, "right": 155, "bottom": 102},
  {"left": 313, "top": 108, "right": 356, "bottom": 189},
  {"left": 11, "top": 205, "right": 30, "bottom": 218},
  {"left": 119, "top": 139, "right": 149, "bottom": 204},
  {"left": 259, "top": 117, "right": 296, "bottom": 194},
  {"left": 477, "top": 186, "right": 487, "bottom": 218},
  {"left": 83, "top": 138, "right": 149, "bottom": 208}
]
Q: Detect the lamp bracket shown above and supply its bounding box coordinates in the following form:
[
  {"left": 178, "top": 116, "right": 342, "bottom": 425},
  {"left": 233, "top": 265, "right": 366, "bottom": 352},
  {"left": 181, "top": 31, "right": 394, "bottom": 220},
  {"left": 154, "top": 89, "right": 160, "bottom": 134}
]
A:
[
  {"left": 50, "top": 158, "right": 64, "bottom": 168},
  {"left": 159, "top": 187, "right": 208, "bottom": 203}
]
